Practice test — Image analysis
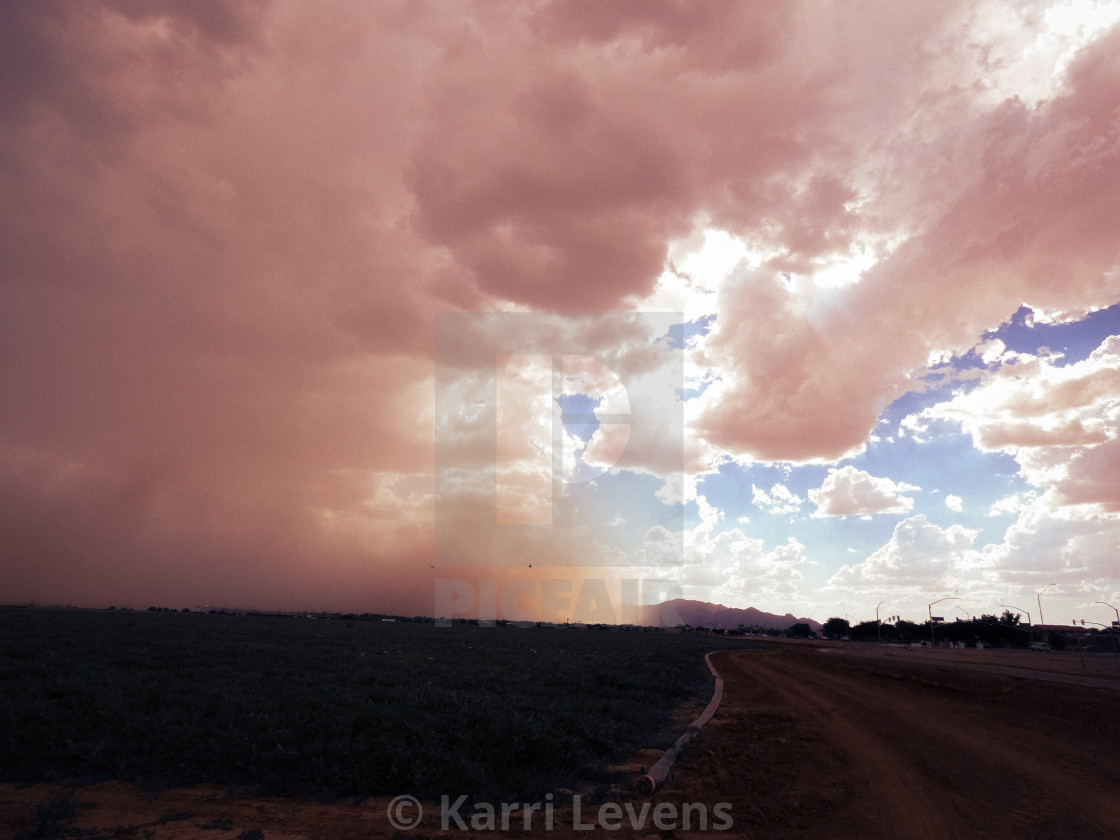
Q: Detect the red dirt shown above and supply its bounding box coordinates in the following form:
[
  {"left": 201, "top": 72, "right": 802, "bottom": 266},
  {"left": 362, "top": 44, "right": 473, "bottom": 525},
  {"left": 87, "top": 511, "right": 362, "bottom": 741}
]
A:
[{"left": 5, "top": 643, "right": 1119, "bottom": 839}]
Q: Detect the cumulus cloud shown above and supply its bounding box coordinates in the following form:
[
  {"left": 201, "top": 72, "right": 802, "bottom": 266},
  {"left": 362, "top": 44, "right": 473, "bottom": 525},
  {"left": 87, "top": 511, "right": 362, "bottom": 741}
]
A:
[
  {"left": 968, "top": 500, "right": 1120, "bottom": 587},
  {"left": 809, "top": 466, "right": 920, "bottom": 516},
  {"left": 828, "top": 515, "right": 978, "bottom": 588},
  {"left": 825, "top": 493, "right": 1120, "bottom": 621},
  {"left": 690, "top": 14, "right": 1120, "bottom": 464},
  {"left": 989, "top": 493, "right": 1032, "bottom": 517},
  {"left": 752, "top": 482, "right": 804, "bottom": 515},
  {"left": 672, "top": 529, "right": 810, "bottom": 614},
  {"left": 923, "top": 334, "right": 1120, "bottom": 511}
]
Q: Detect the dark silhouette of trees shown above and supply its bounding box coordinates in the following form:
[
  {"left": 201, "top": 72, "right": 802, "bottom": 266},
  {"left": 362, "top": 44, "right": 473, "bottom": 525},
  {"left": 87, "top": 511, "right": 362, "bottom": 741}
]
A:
[
  {"left": 849, "top": 620, "right": 880, "bottom": 642},
  {"left": 893, "top": 620, "right": 924, "bottom": 643}
]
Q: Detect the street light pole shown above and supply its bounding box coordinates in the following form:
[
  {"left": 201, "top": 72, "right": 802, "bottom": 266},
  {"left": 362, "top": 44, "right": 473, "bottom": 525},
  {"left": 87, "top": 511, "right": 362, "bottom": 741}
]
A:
[
  {"left": 1037, "top": 582, "right": 1056, "bottom": 634},
  {"left": 876, "top": 601, "right": 885, "bottom": 645},
  {"left": 1081, "top": 620, "right": 1120, "bottom": 672},
  {"left": 1001, "top": 602, "right": 1032, "bottom": 643},
  {"left": 928, "top": 596, "right": 959, "bottom": 647},
  {"left": 1001, "top": 603, "right": 1031, "bottom": 626},
  {"left": 1095, "top": 601, "right": 1120, "bottom": 626}
]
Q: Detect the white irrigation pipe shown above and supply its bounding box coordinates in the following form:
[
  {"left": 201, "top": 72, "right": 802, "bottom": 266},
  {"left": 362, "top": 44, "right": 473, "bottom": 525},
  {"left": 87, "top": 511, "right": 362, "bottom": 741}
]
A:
[{"left": 636, "top": 652, "right": 724, "bottom": 795}]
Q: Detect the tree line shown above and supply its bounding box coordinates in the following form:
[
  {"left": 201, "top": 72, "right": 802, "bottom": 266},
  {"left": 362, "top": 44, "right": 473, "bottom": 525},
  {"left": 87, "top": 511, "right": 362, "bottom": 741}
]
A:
[{"left": 790, "top": 611, "right": 1069, "bottom": 649}]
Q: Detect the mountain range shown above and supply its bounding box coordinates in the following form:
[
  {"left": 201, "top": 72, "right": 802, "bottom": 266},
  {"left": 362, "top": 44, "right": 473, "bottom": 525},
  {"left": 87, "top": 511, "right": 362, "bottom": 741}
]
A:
[{"left": 639, "top": 599, "right": 821, "bottom": 631}]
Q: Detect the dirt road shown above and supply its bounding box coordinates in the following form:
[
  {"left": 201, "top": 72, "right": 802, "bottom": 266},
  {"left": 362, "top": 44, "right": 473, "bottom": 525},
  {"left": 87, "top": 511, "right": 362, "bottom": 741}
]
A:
[
  {"left": 673, "top": 645, "right": 1120, "bottom": 839},
  {"left": 5, "top": 644, "right": 1119, "bottom": 839}
]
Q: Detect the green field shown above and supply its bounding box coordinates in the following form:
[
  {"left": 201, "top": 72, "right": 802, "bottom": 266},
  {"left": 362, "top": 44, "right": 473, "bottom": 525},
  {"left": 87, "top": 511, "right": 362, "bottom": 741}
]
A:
[{"left": 0, "top": 607, "right": 766, "bottom": 801}]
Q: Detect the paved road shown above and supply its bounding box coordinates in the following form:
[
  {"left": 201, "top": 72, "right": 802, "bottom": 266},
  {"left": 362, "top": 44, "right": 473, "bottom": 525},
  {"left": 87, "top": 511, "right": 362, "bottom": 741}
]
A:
[{"left": 825, "top": 644, "right": 1120, "bottom": 691}]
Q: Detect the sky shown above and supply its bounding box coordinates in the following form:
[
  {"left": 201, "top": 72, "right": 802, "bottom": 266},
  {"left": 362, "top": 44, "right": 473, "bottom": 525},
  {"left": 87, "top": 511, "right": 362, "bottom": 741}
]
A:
[{"left": 3, "top": 0, "right": 1120, "bottom": 627}]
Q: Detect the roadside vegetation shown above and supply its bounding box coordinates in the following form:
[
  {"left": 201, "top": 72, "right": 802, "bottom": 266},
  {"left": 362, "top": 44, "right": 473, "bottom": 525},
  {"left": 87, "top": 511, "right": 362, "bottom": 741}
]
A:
[
  {"left": 815, "top": 610, "right": 1109, "bottom": 650},
  {"left": 0, "top": 607, "right": 767, "bottom": 802}
]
